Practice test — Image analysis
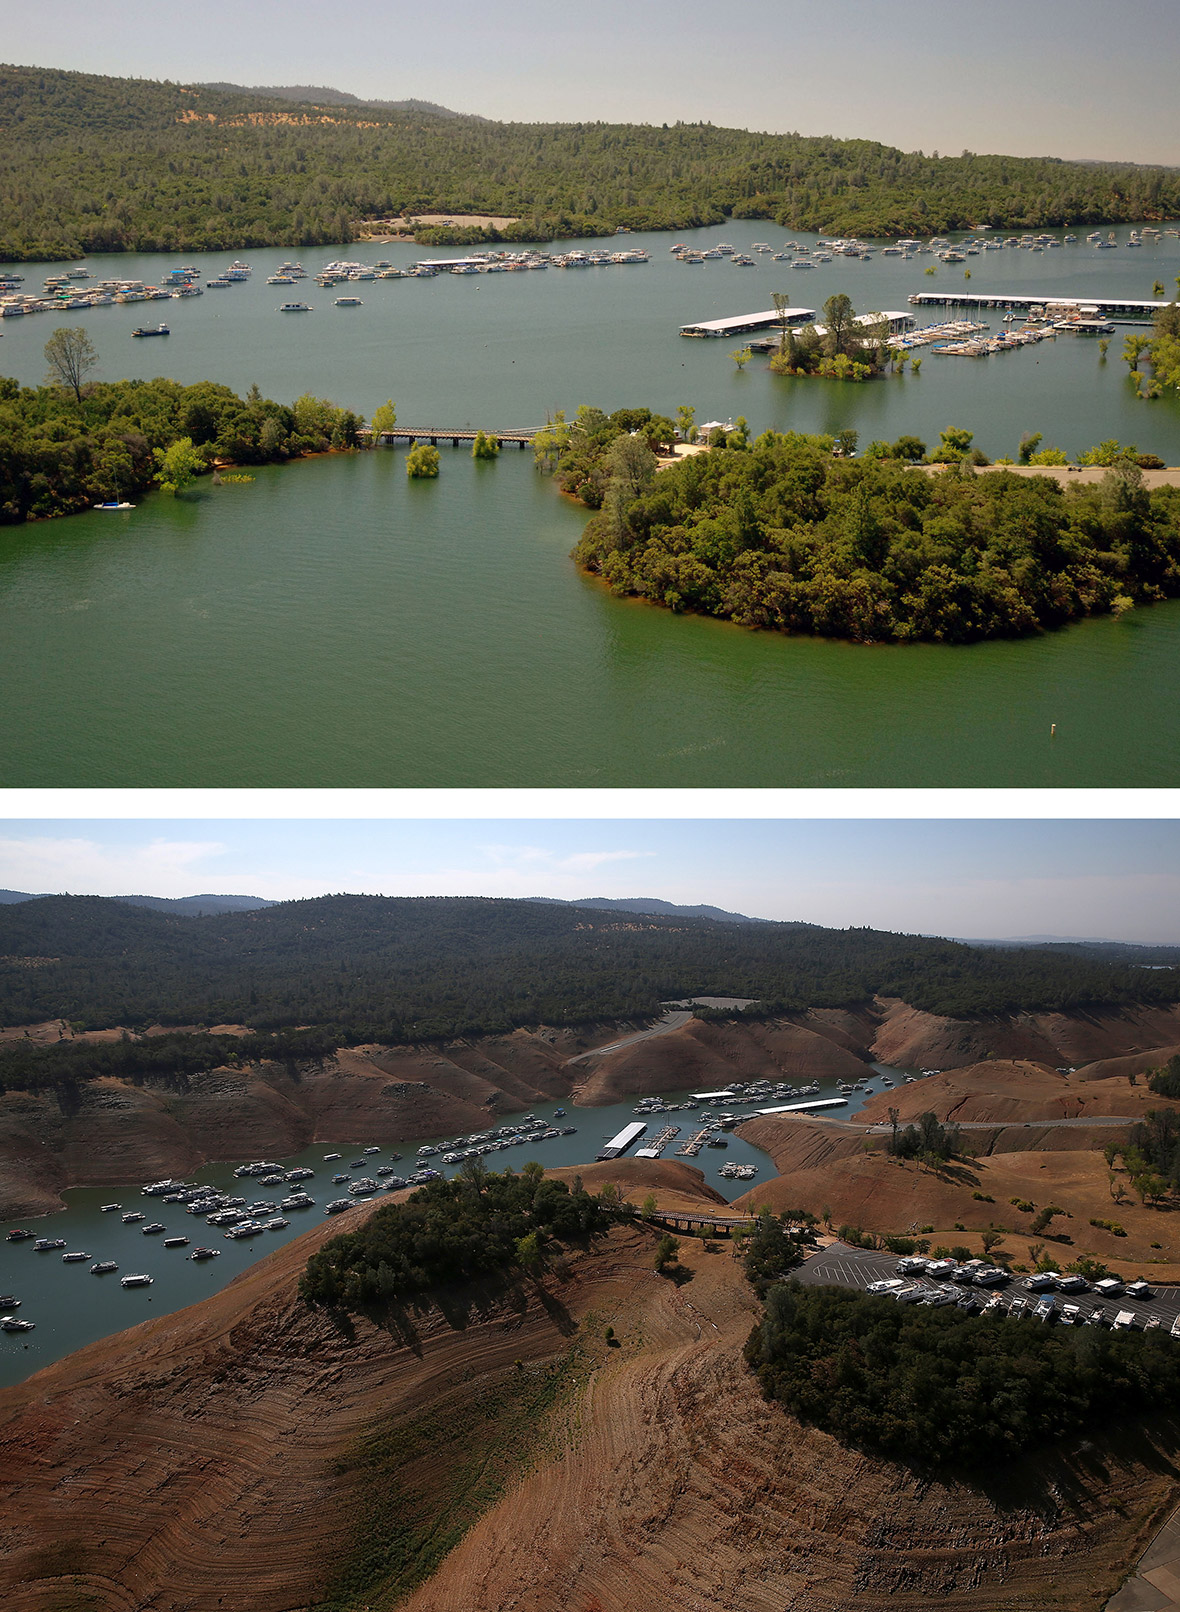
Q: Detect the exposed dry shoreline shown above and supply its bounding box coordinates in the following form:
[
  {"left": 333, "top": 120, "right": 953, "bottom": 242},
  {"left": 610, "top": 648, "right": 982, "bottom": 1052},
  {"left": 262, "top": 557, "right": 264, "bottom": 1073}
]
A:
[
  {"left": 1, "top": 1179, "right": 1173, "bottom": 1612},
  {"left": 6, "top": 999, "right": 1180, "bottom": 1222}
]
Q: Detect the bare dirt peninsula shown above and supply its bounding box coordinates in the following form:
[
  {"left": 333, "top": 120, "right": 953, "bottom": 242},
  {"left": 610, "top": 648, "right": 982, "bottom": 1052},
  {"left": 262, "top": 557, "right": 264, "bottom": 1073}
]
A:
[
  {"left": 737, "top": 1054, "right": 1180, "bottom": 1277},
  {"left": 0, "top": 1166, "right": 1173, "bottom": 1612}
]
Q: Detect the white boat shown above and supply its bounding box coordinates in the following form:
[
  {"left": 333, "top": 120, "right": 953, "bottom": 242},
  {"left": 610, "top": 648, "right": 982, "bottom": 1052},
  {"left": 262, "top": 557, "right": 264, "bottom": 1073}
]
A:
[
  {"left": 94, "top": 501, "right": 134, "bottom": 511},
  {"left": 334, "top": 296, "right": 363, "bottom": 307},
  {"left": 120, "top": 1274, "right": 152, "bottom": 1288},
  {"left": 279, "top": 302, "right": 312, "bottom": 312},
  {"left": 61, "top": 1251, "right": 89, "bottom": 1262},
  {"left": 1, "top": 1317, "right": 34, "bottom": 1332},
  {"left": 90, "top": 1261, "right": 118, "bottom": 1274}
]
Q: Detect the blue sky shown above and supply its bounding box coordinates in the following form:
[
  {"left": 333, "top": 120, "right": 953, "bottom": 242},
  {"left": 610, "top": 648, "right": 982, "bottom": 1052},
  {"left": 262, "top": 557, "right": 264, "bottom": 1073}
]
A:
[
  {"left": 2, "top": 818, "right": 1179, "bottom": 941},
  {"left": 11, "top": 0, "right": 1180, "bottom": 165}
]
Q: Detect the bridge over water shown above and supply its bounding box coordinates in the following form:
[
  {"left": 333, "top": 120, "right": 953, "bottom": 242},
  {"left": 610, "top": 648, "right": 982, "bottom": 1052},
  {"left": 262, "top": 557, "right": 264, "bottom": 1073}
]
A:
[{"left": 372, "top": 427, "right": 539, "bottom": 448}]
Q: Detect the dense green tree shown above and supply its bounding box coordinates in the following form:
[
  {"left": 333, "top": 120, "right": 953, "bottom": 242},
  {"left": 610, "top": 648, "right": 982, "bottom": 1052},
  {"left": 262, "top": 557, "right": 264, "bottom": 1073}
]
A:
[
  {"left": 406, "top": 443, "right": 440, "bottom": 477},
  {"left": 746, "top": 1282, "right": 1180, "bottom": 1468},
  {"left": 0, "top": 375, "right": 364, "bottom": 523},
  {"left": 152, "top": 435, "right": 206, "bottom": 494},
  {"left": 570, "top": 427, "right": 1180, "bottom": 644},
  {"left": 0, "top": 892, "right": 1173, "bottom": 1063}
]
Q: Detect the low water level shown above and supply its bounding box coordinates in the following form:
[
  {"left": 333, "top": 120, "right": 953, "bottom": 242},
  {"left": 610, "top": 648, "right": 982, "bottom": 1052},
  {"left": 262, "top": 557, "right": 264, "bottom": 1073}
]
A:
[
  {"left": 0, "top": 1072, "right": 900, "bottom": 1385},
  {"left": 2, "top": 225, "right": 1179, "bottom": 786}
]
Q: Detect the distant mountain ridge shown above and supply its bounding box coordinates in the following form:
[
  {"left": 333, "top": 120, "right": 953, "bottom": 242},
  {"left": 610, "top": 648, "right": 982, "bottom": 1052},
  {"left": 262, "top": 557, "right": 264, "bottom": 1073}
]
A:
[
  {"left": 197, "top": 82, "right": 461, "bottom": 117},
  {"left": 538, "top": 896, "right": 771, "bottom": 925},
  {"left": 0, "top": 890, "right": 275, "bottom": 916}
]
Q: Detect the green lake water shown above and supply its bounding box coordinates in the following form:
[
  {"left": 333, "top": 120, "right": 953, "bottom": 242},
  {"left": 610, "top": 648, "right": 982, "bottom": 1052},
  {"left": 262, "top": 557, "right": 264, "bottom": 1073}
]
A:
[{"left": 2, "top": 223, "right": 1179, "bottom": 786}]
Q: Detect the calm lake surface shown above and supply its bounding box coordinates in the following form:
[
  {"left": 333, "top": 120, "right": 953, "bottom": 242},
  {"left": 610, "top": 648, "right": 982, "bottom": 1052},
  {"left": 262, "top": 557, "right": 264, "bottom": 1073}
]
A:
[
  {"left": 0, "top": 1072, "right": 895, "bottom": 1386},
  {"left": 2, "top": 223, "right": 1179, "bottom": 786}
]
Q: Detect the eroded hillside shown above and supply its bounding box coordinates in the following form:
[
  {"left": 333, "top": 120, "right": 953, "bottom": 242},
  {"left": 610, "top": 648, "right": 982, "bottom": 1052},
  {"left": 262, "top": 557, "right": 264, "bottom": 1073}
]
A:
[{"left": 0, "top": 1167, "right": 1173, "bottom": 1612}]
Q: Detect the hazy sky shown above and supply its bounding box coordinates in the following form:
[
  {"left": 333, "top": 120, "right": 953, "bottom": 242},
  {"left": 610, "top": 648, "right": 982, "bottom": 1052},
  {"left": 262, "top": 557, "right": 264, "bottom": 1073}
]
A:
[
  {"left": 11, "top": 0, "right": 1180, "bottom": 165},
  {"left": 2, "top": 818, "right": 1179, "bottom": 942}
]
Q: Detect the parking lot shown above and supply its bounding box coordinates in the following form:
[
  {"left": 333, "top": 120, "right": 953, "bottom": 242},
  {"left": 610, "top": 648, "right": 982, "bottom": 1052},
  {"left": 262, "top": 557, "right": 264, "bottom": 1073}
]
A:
[{"left": 796, "top": 1242, "right": 1180, "bottom": 1329}]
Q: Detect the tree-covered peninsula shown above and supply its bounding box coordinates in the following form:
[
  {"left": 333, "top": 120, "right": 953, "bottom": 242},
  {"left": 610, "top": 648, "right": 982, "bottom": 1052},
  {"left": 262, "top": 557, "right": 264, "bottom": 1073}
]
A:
[
  {"left": 3, "top": 63, "right": 1180, "bottom": 258},
  {"left": 569, "top": 427, "right": 1180, "bottom": 644},
  {"left": 0, "top": 363, "right": 363, "bottom": 523}
]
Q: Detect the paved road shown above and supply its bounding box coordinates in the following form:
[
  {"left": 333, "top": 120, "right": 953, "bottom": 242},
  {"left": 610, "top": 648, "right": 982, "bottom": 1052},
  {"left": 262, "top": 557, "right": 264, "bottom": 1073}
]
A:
[
  {"left": 803, "top": 1114, "right": 1147, "bottom": 1135},
  {"left": 796, "top": 1241, "right": 1180, "bottom": 1330},
  {"left": 566, "top": 1010, "right": 694, "bottom": 1064}
]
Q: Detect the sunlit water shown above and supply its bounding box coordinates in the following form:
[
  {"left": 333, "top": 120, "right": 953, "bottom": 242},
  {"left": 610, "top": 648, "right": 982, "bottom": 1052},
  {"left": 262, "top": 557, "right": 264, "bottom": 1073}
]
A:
[{"left": 2, "top": 225, "right": 1179, "bottom": 786}]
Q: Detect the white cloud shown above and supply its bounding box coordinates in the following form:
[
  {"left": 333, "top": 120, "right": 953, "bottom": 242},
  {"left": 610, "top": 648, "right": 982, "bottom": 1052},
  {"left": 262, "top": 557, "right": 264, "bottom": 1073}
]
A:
[{"left": 0, "top": 836, "right": 228, "bottom": 897}]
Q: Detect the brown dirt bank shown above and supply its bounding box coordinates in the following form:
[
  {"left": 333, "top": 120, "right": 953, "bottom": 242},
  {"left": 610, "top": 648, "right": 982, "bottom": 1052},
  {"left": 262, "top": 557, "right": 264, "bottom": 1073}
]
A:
[
  {"left": 857, "top": 1060, "right": 1180, "bottom": 1127},
  {"left": 0, "top": 1024, "right": 624, "bottom": 1219},
  {"left": 2, "top": 1189, "right": 1176, "bottom": 1612},
  {"left": 572, "top": 1015, "right": 871, "bottom": 1105},
  {"left": 547, "top": 1158, "right": 728, "bottom": 1217},
  {"left": 870, "top": 1000, "right": 1180, "bottom": 1073},
  {"left": 736, "top": 1116, "right": 1180, "bottom": 1274}
]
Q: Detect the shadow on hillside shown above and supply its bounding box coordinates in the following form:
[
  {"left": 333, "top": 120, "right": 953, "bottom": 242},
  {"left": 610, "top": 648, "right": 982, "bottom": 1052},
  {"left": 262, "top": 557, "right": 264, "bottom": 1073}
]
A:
[{"left": 957, "top": 1415, "right": 1180, "bottom": 1516}]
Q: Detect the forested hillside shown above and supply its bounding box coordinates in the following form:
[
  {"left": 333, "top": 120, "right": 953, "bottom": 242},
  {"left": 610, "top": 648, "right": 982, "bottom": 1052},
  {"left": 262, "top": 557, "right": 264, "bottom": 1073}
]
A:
[
  {"left": 0, "top": 894, "right": 1174, "bottom": 1042},
  {"left": 2, "top": 63, "right": 1178, "bottom": 259}
]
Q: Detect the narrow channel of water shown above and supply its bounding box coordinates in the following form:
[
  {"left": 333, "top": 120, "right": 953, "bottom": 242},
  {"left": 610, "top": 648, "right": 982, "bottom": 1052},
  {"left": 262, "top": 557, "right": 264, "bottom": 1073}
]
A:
[{"left": 0, "top": 1069, "right": 914, "bottom": 1386}]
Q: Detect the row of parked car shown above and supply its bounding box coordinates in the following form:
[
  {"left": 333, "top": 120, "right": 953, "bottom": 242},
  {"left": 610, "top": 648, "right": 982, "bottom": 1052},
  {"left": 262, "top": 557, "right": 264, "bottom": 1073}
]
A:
[
  {"left": 864, "top": 1257, "right": 1176, "bottom": 1332},
  {"left": 892, "top": 1255, "right": 1156, "bottom": 1300}
]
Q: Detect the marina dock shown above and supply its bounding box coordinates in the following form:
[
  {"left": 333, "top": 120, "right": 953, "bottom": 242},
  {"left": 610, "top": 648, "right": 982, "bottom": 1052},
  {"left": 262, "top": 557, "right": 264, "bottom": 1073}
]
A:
[
  {"left": 634, "top": 1125, "right": 680, "bottom": 1160},
  {"left": 755, "top": 1098, "right": 848, "bottom": 1115},
  {"left": 596, "top": 1121, "right": 647, "bottom": 1161},
  {"left": 679, "top": 308, "right": 816, "bottom": 338},
  {"left": 907, "top": 291, "right": 1164, "bottom": 321}
]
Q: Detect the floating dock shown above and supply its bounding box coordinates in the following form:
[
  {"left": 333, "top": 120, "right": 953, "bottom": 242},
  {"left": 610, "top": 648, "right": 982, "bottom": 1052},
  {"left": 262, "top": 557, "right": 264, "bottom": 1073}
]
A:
[
  {"left": 676, "top": 1128, "right": 712, "bottom": 1158},
  {"left": 679, "top": 309, "right": 815, "bottom": 338},
  {"left": 755, "top": 1098, "right": 848, "bottom": 1115},
  {"left": 596, "top": 1121, "right": 648, "bottom": 1161},
  {"left": 635, "top": 1125, "right": 680, "bottom": 1160},
  {"left": 907, "top": 291, "right": 1164, "bottom": 321}
]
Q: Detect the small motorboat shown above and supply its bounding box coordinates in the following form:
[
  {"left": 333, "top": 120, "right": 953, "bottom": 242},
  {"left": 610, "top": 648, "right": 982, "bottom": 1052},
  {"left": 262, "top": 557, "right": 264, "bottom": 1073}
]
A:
[
  {"left": 190, "top": 1246, "right": 220, "bottom": 1260},
  {"left": 94, "top": 501, "right": 134, "bottom": 511},
  {"left": 0, "top": 1296, "right": 20, "bottom": 1307}
]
